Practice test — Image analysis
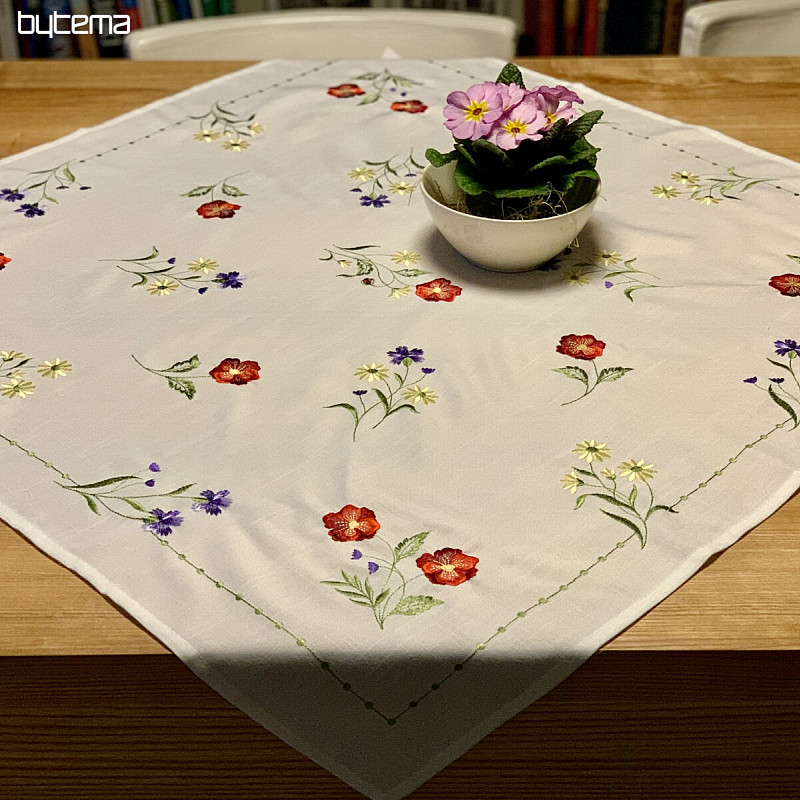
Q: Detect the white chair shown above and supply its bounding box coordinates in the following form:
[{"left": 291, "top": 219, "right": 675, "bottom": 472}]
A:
[
  {"left": 680, "top": 0, "right": 800, "bottom": 56},
  {"left": 125, "top": 8, "right": 518, "bottom": 60}
]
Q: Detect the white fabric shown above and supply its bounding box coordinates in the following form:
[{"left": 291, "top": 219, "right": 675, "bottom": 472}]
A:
[{"left": 2, "top": 59, "right": 800, "bottom": 799}]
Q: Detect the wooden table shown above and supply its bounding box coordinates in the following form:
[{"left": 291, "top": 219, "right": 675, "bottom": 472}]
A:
[{"left": 1, "top": 57, "right": 799, "bottom": 799}]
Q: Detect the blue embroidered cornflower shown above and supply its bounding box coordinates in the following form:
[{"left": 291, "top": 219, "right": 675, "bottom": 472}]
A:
[
  {"left": 192, "top": 489, "right": 232, "bottom": 516},
  {"left": 774, "top": 339, "right": 800, "bottom": 357},
  {"left": 15, "top": 203, "right": 44, "bottom": 218},
  {"left": 387, "top": 346, "right": 424, "bottom": 364},
  {"left": 145, "top": 479, "right": 156, "bottom": 487},
  {"left": 1, "top": 188, "right": 25, "bottom": 202},
  {"left": 770, "top": 377, "right": 786, "bottom": 384},
  {"left": 167, "top": 257, "right": 176, "bottom": 265},
  {"left": 143, "top": 508, "right": 183, "bottom": 536},
  {"left": 604, "top": 281, "right": 613, "bottom": 288},
  {"left": 421, "top": 367, "right": 435, "bottom": 374},
  {"left": 360, "top": 194, "right": 390, "bottom": 208},
  {"left": 367, "top": 561, "right": 379, "bottom": 574},
  {"left": 215, "top": 271, "right": 243, "bottom": 289},
  {"left": 353, "top": 389, "right": 367, "bottom": 396},
  {"left": 743, "top": 377, "right": 758, "bottom": 384},
  {"left": 198, "top": 287, "right": 208, "bottom": 294},
  {"left": 351, "top": 549, "right": 363, "bottom": 560},
  {"left": 148, "top": 462, "right": 161, "bottom": 472}
]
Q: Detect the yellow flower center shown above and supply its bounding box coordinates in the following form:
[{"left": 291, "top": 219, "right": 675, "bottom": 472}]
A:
[
  {"left": 439, "top": 563, "right": 456, "bottom": 573},
  {"left": 465, "top": 100, "right": 487, "bottom": 121},
  {"left": 229, "top": 368, "right": 240, "bottom": 376},
  {"left": 546, "top": 110, "right": 557, "bottom": 125},
  {"left": 503, "top": 119, "right": 526, "bottom": 136},
  {"left": 347, "top": 520, "right": 360, "bottom": 530}
]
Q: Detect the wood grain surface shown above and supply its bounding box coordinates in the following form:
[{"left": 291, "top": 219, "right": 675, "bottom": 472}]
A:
[{"left": 1, "top": 57, "right": 799, "bottom": 799}]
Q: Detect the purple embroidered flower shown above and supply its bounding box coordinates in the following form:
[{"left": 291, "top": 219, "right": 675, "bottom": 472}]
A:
[
  {"left": 743, "top": 377, "right": 758, "bottom": 384},
  {"left": 353, "top": 389, "right": 367, "bottom": 396},
  {"left": 192, "top": 489, "right": 232, "bottom": 516},
  {"left": 367, "top": 561, "right": 379, "bottom": 574},
  {"left": 604, "top": 281, "right": 613, "bottom": 289},
  {"left": 1, "top": 188, "right": 25, "bottom": 202},
  {"left": 198, "top": 287, "right": 208, "bottom": 294},
  {"left": 149, "top": 462, "right": 161, "bottom": 472},
  {"left": 351, "top": 549, "right": 363, "bottom": 560},
  {"left": 360, "top": 194, "right": 390, "bottom": 208},
  {"left": 15, "top": 203, "right": 44, "bottom": 218},
  {"left": 145, "top": 479, "right": 156, "bottom": 487},
  {"left": 421, "top": 367, "right": 435, "bottom": 374},
  {"left": 350, "top": 187, "right": 362, "bottom": 192},
  {"left": 387, "top": 346, "right": 424, "bottom": 364},
  {"left": 774, "top": 339, "right": 800, "bottom": 357},
  {"left": 143, "top": 508, "right": 183, "bottom": 536},
  {"left": 79, "top": 186, "right": 91, "bottom": 191},
  {"left": 215, "top": 271, "right": 243, "bottom": 289},
  {"left": 167, "top": 257, "right": 176, "bottom": 265},
  {"left": 770, "top": 377, "right": 785, "bottom": 383}
]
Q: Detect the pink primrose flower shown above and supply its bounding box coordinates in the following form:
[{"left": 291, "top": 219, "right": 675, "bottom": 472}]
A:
[
  {"left": 443, "top": 83, "right": 504, "bottom": 140},
  {"left": 486, "top": 97, "right": 548, "bottom": 150},
  {"left": 489, "top": 81, "right": 526, "bottom": 112},
  {"left": 532, "top": 84, "right": 584, "bottom": 130}
]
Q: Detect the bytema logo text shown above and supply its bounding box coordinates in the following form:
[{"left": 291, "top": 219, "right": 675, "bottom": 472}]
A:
[{"left": 17, "top": 12, "right": 131, "bottom": 38}]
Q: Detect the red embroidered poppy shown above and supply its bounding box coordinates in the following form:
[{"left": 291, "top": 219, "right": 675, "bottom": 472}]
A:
[
  {"left": 415, "top": 278, "right": 462, "bottom": 302},
  {"left": 209, "top": 358, "right": 261, "bottom": 385},
  {"left": 0, "top": 253, "right": 10, "bottom": 270},
  {"left": 322, "top": 505, "right": 381, "bottom": 542},
  {"left": 196, "top": 201, "right": 241, "bottom": 219},
  {"left": 327, "top": 84, "right": 365, "bottom": 98},
  {"left": 556, "top": 334, "right": 606, "bottom": 360},
  {"left": 769, "top": 273, "right": 800, "bottom": 297},
  {"left": 391, "top": 100, "right": 428, "bottom": 114},
  {"left": 416, "top": 548, "right": 479, "bottom": 586}
]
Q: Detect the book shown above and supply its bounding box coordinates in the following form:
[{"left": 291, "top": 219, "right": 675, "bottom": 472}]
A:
[
  {"left": 201, "top": 0, "right": 219, "bottom": 16},
  {"left": 0, "top": 0, "right": 21, "bottom": 59},
  {"left": 562, "top": 0, "right": 580, "bottom": 55},
  {"left": 69, "top": 0, "right": 100, "bottom": 57},
  {"left": 596, "top": 0, "right": 609, "bottom": 54},
  {"left": 661, "top": 0, "right": 684, "bottom": 54},
  {"left": 536, "top": 0, "right": 557, "bottom": 56},
  {"left": 172, "top": 0, "right": 192, "bottom": 19},
  {"left": 136, "top": 0, "right": 157, "bottom": 27},
  {"left": 116, "top": 0, "right": 142, "bottom": 30},
  {"left": 154, "top": 0, "right": 175, "bottom": 23},
  {"left": 582, "top": 0, "right": 600, "bottom": 56},
  {"left": 604, "top": 0, "right": 666, "bottom": 55},
  {"left": 41, "top": 0, "right": 77, "bottom": 58},
  {"left": 218, "top": 0, "right": 233, "bottom": 15},
  {"left": 89, "top": 0, "right": 126, "bottom": 56},
  {"left": 14, "top": 0, "right": 42, "bottom": 58}
]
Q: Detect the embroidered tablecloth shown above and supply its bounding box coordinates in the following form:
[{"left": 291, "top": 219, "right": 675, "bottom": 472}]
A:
[{"left": 2, "top": 58, "right": 800, "bottom": 799}]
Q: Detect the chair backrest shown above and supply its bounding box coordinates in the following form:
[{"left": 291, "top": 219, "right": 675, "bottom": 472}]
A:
[
  {"left": 680, "top": 0, "right": 800, "bottom": 56},
  {"left": 125, "top": 8, "right": 518, "bottom": 61}
]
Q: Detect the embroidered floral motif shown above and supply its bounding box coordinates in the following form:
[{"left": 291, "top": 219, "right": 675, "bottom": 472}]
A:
[
  {"left": 2, "top": 163, "right": 90, "bottom": 219},
  {"left": 561, "top": 440, "right": 674, "bottom": 547},
  {"left": 321, "top": 507, "right": 477, "bottom": 628},
  {"left": 770, "top": 256, "right": 800, "bottom": 296},
  {"left": 0, "top": 252, "right": 11, "bottom": 270},
  {"left": 1, "top": 349, "right": 72, "bottom": 399},
  {"left": 132, "top": 354, "right": 261, "bottom": 399},
  {"left": 650, "top": 167, "right": 778, "bottom": 204},
  {"left": 102, "top": 246, "right": 245, "bottom": 296},
  {"left": 554, "top": 249, "right": 664, "bottom": 301},
  {"left": 347, "top": 150, "right": 424, "bottom": 207},
  {"left": 322, "top": 245, "right": 463, "bottom": 301},
  {"left": 742, "top": 338, "right": 800, "bottom": 428},
  {"left": 331, "top": 69, "right": 426, "bottom": 112},
  {"left": 181, "top": 173, "right": 247, "bottom": 218},
  {"left": 189, "top": 101, "right": 263, "bottom": 148},
  {"left": 326, "top": 346, "right": 439, "bottom": 440},
  {"left": 553, "top": 335, "right": 632, "bottom": 406}
]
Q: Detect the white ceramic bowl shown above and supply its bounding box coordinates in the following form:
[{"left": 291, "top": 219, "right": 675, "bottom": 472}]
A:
[{"left": 420, "top": 162, "right": 600, "bottom": 273}]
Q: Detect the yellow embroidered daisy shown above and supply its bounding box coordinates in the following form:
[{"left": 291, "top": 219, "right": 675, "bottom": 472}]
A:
[
  {"left": 594, "top": 250, "right": 622, "bottom": 266},
  {"left": 1, "top": 350, "right": 24, "bottom": 361},
  {"left": 348, "top": 167, "right": 376, "bottom": 182},
  {"left": 37, "top": 359, "right": 72, "bottom": 379},
  {"left": 248, "top": 122, "right": 264, "bottom": 135},
  {"left": 671, "top": 171, "right": 700, "bottom": 186},
  {"left": 222, "top": 138, "right": 250, "bottom": 152},
  {"left": 563, "top": 269, "right": 591, "bottom": 287},
  {"left": 560, "top": 471, "right": 582, "bottom": 494},
  {"left": 389, "top": 286, "right": 412, "bottom": 298},
  {"left": 354, "top": 363, "right": 389, "bottom": 382},
  {"left": 390, "top": 250, "right": 421, "bottom": 267},
  {"left": 402, "top": 385, "right": 438, "bottom": 405},
  {"left": 193, "top": 129, "right": 220, "bottom": 142},
  {"left": 573, "top": 440, "right": 611, "bottom": 464},
  {"left": 696, "top": 195, "right": 722, "bottom": 205},
  {"left": 601, "top": 467, "right": 617, "bottom": 480},
  {"left": 147, "top": 278, "right": 179, "bottom": 296},
  {"left": 187, "top": 258, "right": 219, "bottom": 274},
  {"left": 650, "top": 185, "right": 679, "bottom": 199},
  {"left": 1, "top": 378, "right": 35, "bottom": 398},
  {"left": 618, "top": 459, "right": 657, "bottom": 482},
  {"left": 388, "top": 181, "right": 415, "bottom": 195}
]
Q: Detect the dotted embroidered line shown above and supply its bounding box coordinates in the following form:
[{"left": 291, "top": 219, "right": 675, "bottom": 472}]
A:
[
  {"left": 428, "top": 60, "right": 800, "bottom": 200},
  {"left": 0, "top": 433, "right": 73, "bottom": 482}
]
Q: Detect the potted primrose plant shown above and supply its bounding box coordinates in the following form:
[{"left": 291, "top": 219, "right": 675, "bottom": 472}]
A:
[{"left": 421, "top": 63, "right": 603, "bottom": 272}]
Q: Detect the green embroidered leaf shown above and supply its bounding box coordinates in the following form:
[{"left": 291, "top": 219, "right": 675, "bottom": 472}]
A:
[
  {"left": 364, "top": 580, "right": 375, "bottom": 602},
  {"left": 573, "top": 468, "right": 595, "bottom": 478},
  {"left": 768, "top": 384, "right": 798, "bottom": 428},
  {"left": 374, "top": 590, "right": 389, "bottom": 606},
  {"left": 44, "top": 193, "right": 58, "bottom": 204},
  {"left": 325, "top": 403, "right": 360, "bottom": 428},
  {"left": 182, "top": 185, "right": 213, "bottom": 197},
  {"left": 629, "top": 485, "right": 638, "bottom": 505},
  {"left": 70, "top": 475, "right": 139, "bottom": 489},
  {"left": 395, "top": 269, "right": 429, "bottom": 277},
  {"left": 372, "top": 388, "right": 390, "bottom": 415},
  {"left": 393, "top": 373, "right": 404, "bottom": 385},
  {"left": 221, "top": 183, "right": 247, "bottom": 197},
  {"left": 394, "top": 531, "right": 430, "bottom": 561},
  {"left": 786, "top": 254, "right": 800, "bottom": 264},
  {"left": 78, "top": 492, "right": 100, "bottom": 515},
  {"left": 425, "top": 148, "right": 458, "bottom": 167},
  {"left": 167, "top": 377, "right": 196, "bottom": 400},
  {"left": 575, "top": 494, "right": 588, "bottom": 509},
  {"left": 580, "top": 492, "right": 633, "bottom": 512},
  {"left": 332, "top": 589, "right": 370, "bottom": 600},
  {"left": 646, "top": 504, "right": 678, "bottom": 520},
  {"left": 767, "top": 358, "right": 793, "bottom": 373},
  {"left": 165, "top": 355, "right": 200, "bottom": 373},
  {"left": 341, "top": 570, "right": 363, "bottom": 591},
  {"left": 358, "top": 92, "right": 381, "bottom": 105},
  {"left": 355, "top": 260, "right": 374, "bottom": 276},
  {"left": 552, "top": 366, "right": 589, "bottom": 385},
  {"left": 346, "top": 599, "right": 373, "bottom": 607},
  {"left": 120, "top": 497, "right": 148, "bottom": 513},
  {"left": 62, "top": 164, "right": 76, "bottom": 183},
  {"left": 385, "top": 403, "right": 420, "bottom": 417},
  {"left": 390, "top": 595, "right": 444, "bottom": 617},
  {"left": 394, "top": 76, "right": 420, "bottom": 88},
  {"left": 598, "top": 367, "right": 633, "bottom": 383},
  {"left": 623, "top": 286, "right": 645, "bottom": 302},
  {"left": 600, "top": 509, "right": 645, "bottom": 546},
  {"left": 496, "top": 62, "right": 524, "bottom": 88},
  {"left": 336, "top": 245, "right": 379, "bottom": 252},
  {"left": 165, "top": 483, "right": 195, "bottom": 497}
]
